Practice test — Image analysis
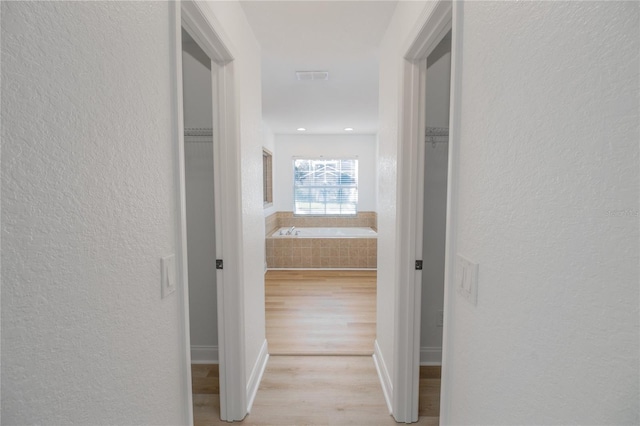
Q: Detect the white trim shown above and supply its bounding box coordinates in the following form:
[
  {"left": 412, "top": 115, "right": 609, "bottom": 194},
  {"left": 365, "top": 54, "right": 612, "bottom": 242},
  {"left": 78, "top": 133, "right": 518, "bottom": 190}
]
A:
[
  {"left": 171, "top": 2, "right": 193, "bottom": 424},
  {"left": 420, "top": 347, "right": 443, "bottom": 366},
  {"left": 391, "top": 53, "right": 424, "bottom": 425},
  {"left": 440, "top": 3, "right": 464, "bottom": 424},
  {"left": 177, "top": 1, "right": 248, "bottom": 423},
  {"left": 394, "top": 1, "right": 455, "bottom": 423},
  {"left": 404, "top": 1, "right": 453, "bottom": 61},
  {"left": 246, "top": 340, "right": 270, "bottom": 413},
  {"left": 181, "top": 0, "right": 233, "bottom": 63},
  {"left": 210, "top": 29, "right": 248, "bottom": 426},
  {"left": 190, "top": 346, "right": 219, "bottom": 364},
  {"left": 373, "top": 340, "right": 393, "bottom": 415}
]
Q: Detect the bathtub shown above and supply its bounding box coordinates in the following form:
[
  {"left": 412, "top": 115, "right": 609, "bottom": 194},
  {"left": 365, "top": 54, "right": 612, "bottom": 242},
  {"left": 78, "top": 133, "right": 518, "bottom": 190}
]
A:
[
  {"left": 266, "top": 227, "right": 377, "bottom": 269},
  {"left": 272, "top": 227, "right": 377, "bottom": 238}
]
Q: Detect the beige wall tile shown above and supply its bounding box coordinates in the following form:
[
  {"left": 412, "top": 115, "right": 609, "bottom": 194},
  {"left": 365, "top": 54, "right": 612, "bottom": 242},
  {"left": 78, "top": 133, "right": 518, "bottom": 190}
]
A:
[{"left": 265, "top": 211, "right": 379, "bottom": 270}]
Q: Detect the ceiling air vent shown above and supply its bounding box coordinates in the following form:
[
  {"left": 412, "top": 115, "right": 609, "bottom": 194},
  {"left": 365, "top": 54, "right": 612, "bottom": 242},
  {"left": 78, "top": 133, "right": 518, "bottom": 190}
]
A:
[{"left": 296, "top": 71, "right": 329, "bottom": 81}]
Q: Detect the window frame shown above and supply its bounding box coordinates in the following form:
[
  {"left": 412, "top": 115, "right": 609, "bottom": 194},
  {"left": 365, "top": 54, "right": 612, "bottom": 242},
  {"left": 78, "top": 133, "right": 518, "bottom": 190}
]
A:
[
  {"left": 292, "top": 157, "right": 359, "bottom": 216},
  {"left": 262, "top": 148, "right": 273, "bottom": 208}
]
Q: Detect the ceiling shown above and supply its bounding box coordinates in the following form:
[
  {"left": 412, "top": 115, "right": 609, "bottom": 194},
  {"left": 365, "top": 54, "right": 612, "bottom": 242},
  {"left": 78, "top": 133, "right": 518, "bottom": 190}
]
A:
[{"left": 240, "top": 1, "right": 398, "bottom": 135}]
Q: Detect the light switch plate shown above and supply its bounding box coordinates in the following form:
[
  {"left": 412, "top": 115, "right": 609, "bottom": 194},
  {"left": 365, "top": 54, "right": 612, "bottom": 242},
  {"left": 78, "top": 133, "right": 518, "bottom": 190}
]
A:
[
  {"left": 161, "top": 254, "right": 176, "bottom": 299},
  {"left": 456, "top": 254, "right": 478, "bottom": 306}
]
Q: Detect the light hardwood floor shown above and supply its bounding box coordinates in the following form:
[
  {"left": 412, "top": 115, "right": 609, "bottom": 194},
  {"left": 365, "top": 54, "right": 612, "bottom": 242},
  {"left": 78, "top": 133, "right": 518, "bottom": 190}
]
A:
[
  {"left": 192, "top": 270, "right": 440, "bottom": 425},
  {"left": 265, "top": 270, "right": 376, "bottom": 355},
  {"left": 192, "top": 362, "right": 439, "bottom": 425}
]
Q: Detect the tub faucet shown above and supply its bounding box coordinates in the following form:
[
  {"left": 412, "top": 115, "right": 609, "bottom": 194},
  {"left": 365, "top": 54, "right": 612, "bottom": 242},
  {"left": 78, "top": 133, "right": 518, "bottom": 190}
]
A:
[{"left": 286, "top": 226, "right": 295, "bottom": 235}]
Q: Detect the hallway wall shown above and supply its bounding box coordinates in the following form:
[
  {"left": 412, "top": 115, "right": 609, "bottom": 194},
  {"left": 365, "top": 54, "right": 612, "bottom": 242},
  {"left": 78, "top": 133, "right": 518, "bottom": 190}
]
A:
[
  {"left": 1, "top": 2, "right": 185, "bottom": 424},
  {"left": 445, "top": 2, "right": 639, "bottom": 424},
  {"left": 380, "top": 1, "right": 638, "bottom": 424}
]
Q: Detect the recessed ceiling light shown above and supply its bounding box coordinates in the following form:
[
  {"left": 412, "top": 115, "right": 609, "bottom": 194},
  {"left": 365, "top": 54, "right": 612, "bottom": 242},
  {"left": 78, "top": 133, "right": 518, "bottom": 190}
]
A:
[
  {"left": 297, "top": 128, "right": 306, "bottom": 132},
  {"left": 344, "top": 127, "right": 354, "bottom": 132}
]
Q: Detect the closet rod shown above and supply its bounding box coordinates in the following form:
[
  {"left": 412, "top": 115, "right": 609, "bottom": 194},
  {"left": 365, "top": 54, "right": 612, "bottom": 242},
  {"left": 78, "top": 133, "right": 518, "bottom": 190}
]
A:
[
  {"left": 425, "top": 126, "right": 449, "bottom": 137},
  {"left": 425, "top": 126, "right": 449, "bottom": 145},
  {"left": 184, "top": 127, "right": 213, "bottom": 137}
]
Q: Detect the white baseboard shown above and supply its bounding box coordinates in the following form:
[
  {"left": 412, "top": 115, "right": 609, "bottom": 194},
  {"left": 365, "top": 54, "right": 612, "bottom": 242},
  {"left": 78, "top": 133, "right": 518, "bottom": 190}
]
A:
[
  {"left": 190, "top": 345, "right": 218, "bottom": 364},
  {"left": 373, "top": 340, "right": 393, "bottom": 414},
  {"left": 246, "top": 339, "right": 269, "bottom": 413},
  {"left": 420, "top": 346, "right": 442, "bottom": 365}
]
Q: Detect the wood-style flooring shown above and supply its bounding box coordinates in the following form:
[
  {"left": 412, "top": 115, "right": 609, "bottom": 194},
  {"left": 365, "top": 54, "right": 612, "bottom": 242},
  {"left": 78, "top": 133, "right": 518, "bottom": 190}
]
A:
[
  {"left": 192, "top": 362, "right": 440, "bottom": 425},
  {"left": 265, "top": 270, "right": 376, "bottom": 355},
  {"left": 192, "top": 270, "right": 440, "bottom": 425}
]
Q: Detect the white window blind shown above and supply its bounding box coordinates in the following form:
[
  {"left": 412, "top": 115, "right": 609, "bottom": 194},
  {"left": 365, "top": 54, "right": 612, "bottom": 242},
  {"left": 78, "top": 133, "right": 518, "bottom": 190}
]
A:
[{"left": 293, "top": 158, "right": 358, "bottom": 215}]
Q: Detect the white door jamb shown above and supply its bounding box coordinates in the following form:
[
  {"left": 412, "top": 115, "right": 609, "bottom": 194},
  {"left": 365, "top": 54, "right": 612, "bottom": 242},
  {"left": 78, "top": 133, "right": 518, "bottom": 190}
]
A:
[
  {"left": 394, "top": 1, "right": 461, "bottom": 422},
  {"left": 174, "top": 1, "right": 247, "bottom": 422}
]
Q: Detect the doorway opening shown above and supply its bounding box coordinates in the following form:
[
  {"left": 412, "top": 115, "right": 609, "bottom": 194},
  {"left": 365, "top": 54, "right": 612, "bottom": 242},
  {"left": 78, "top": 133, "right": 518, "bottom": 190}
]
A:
[
  {"left": 173, "top": 2, "right": 245, "bottom": 422},
  {"left": 393, "top": 1, "right": 461, "bottom": 422},
  {"left": 181, "top": 27, "right": 220, "bottom": 421},
  {"left": 417, "top": 29, "right": 452, "bottom": 419}
]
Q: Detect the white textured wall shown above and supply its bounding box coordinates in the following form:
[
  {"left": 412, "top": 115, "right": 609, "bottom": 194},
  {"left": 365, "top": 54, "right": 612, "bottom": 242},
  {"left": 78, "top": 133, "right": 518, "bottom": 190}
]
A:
[
  {"left": 273, "top": 134, "right": 378, "bottom": 213},
  {"left": 420, "top": 35, "right": 451, "bottom": 361},
  {"left": 376, "top": 0, "right": 432, "bottom": 395},
  {"left": 445, "top": 2, "right": 639, "bottom": 424},
  {"left": 1, "top": 2, "right": 185, "bottom": 424},
  {"left": 182, "top": 39, "right": 217, "bottom": 351},
  {"left": 203, "top": 1, "right": 267, "bottom": 384}
]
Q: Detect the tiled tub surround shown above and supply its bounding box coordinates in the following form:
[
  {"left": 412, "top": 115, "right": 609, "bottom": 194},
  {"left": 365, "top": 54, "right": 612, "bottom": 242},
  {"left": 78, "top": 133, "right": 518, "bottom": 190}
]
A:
[
  {"left": 264, "top": 212, "right": 378, "bottom": 269},
  {"left": 266, "top": 235, "right": 377, "bottom": 269},
  {"left": 264, "top": 211, "right": 377, "bottom": 236},
  {"left": 272, "top": 227, "right": 377, "bottom": 238}
]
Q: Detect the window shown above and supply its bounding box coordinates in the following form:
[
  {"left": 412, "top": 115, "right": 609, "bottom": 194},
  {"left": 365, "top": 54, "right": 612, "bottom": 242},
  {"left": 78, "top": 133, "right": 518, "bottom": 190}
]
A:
[
  {"left": 293, "top": 158, "right": 358, "bottom": 215},
  {"left": 263, "top": 149, "right": 273, "bottom": 206}
]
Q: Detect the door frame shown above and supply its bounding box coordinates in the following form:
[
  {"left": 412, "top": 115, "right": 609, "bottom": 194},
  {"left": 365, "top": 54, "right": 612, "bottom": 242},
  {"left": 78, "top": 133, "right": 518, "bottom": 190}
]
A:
[
  {"left": 172, "top": 1, "right": 247, "bottom": 423},
  {"left": 394, "top": 0, "right": 462, "bottom": 422}
]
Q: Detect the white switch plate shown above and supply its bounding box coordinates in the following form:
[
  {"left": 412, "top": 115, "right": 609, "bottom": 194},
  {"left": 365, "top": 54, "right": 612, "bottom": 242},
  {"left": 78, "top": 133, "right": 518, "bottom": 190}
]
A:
[
  {"left": 456, "top": 254, "right": 478, "bottom": 305},
  {"left": 161, "top": 254, "right": 176, "bottom": 299}
]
